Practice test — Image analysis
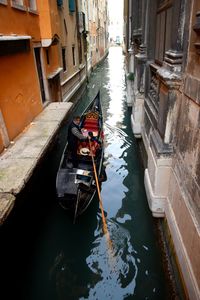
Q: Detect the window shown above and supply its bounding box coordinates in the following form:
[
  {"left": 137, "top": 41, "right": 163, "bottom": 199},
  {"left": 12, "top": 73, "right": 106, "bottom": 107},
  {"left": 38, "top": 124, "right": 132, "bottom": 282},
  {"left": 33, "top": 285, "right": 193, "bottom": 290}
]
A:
[
  {"left": 0, "top": 0, "right": 7, "bottom": 6},
  {"left": 28, "top": 0, "right": 37, "bottom": 11},
  {"left": 62, "top": 48, "right": 67, "bottom": 71},
  {"left": 57, "top": 0, "right": 63, "bottom": 7},
  {"left": 78, "top": 38, "right": 82, "bottom": 64},
  {"left": 11, "top": 0, "right": 26, "bottom": 10},
  {"left": 69, "top": 0, "right": 75, "bottom": 13},
  {"left": 13, "top": 0, "right": 23, "bottom": 3},
  {"left": 12, "top": 0, "right": 23, "bottom": 6},
  {"left": 155, "top": 1, "right": 172, "bottom": 64},
  {"left": 0, "top": 40, "right": 30, "bottom": 56},
  {"left": 72, "top": 45, "right": 76, "bottom": 66}
]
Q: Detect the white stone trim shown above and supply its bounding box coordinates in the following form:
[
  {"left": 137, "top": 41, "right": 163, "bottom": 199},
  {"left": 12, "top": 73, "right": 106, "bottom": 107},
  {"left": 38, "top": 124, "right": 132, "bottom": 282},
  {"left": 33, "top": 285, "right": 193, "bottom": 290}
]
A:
[
  {"left": 0, "top": 35, "right": 31, "bottom": 41},
  {"left": 47, "top": 67, "right": 63, "bottom": 79},
  {"left": 126, "top": 80, "right": 134, "bottom": 107},
  {"left": 61, "top": 69, "right": 80, "bottom": 86},
  {"left": 144, "top": 168, "right": 165, "bottom": 217},
  {"left": 131, "top": 114, "right": 141, "bottom": 138},
  {"left": 62, "top": 73, "right": 87, "bottom": 102},
  {"left": 131, "top": 94, "right": 144, "bottom": 138},
  {"left": 41, "top": 39, "right": 52, "bottom": 47}
]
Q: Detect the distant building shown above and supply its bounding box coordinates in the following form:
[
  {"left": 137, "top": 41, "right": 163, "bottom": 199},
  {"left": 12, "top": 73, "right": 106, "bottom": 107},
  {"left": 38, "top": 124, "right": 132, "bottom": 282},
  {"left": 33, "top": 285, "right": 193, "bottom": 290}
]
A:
[
  {"left": 108, "top": 0, "right": 123, "bottom": 46},
  {"left": 88, "top": 0, "right": 109, "bottom": 69},
  {"left": 124, "top": 1, "right": 200, "bottom": 299},
  {"left": 57, "top": 0, "right": 87, "bottom": 102}
]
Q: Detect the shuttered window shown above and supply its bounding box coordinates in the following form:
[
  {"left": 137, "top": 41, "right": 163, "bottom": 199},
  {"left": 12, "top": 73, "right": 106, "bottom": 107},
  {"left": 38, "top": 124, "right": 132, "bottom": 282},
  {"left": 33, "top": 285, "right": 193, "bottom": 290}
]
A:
[
  {"left": 28, "top": 0, "right": 37, "bottom": 11},
  {"left": 69, "top": 0, "right": 75, "bottom": 13},
  {"left": 57, "top": 0, "right": 63, "bottom": 7},
  {"left": 62, "top": 48, "right": 67, "bottom": 71},
  {"left": 12, "top": 0, "right": 23, "bottom": 5}
]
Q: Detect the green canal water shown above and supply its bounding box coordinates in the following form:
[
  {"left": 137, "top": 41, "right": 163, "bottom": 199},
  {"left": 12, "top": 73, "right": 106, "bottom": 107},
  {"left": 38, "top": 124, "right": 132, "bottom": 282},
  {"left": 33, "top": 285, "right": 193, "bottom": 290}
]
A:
[{"left": 0, "top": 47, "right": 169, "bottom": 299}]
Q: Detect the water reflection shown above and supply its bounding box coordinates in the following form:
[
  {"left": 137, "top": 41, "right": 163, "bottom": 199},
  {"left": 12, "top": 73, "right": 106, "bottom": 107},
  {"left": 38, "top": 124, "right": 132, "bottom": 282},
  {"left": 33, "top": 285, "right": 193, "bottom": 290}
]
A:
[
  {"left": 42, "top": 47, "right": 166, "bottom": 300},
  {"left": 81, "top": 220, "right": 138, "bottom": 300},
  {"left": 75, "top": 47, "right": 166, "bottom": 299},
  {"left": 79, "top": 47, "right": 139, "bottom": 299}
]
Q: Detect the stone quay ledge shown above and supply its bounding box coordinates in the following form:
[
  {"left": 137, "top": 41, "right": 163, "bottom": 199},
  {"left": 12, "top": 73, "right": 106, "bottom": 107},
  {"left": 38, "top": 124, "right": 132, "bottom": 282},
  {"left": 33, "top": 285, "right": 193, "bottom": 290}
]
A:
[{"left": 0, "top": 102, "right": 73, "bottom": 225}]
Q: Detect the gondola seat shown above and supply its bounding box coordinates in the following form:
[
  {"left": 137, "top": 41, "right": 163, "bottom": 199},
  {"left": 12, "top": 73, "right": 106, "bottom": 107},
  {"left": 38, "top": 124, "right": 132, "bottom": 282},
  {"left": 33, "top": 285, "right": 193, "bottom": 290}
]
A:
[
  {"left": 83, "top": 111, "right": 99, "bottom": 131},
  {"left": 83, "top": 119, "right": 98, "bottom": 131}
]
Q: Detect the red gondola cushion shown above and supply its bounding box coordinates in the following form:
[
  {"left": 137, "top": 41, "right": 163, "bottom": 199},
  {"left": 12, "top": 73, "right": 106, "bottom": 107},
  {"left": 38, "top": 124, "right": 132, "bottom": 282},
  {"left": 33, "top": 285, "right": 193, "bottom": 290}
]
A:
[{"left": 84, "top": 118, "right": 98, "bottom": 131}]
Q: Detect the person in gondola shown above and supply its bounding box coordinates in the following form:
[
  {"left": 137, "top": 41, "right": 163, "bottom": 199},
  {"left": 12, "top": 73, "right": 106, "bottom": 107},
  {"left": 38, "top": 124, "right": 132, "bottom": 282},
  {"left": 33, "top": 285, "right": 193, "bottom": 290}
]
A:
[{"left": 68, "top": 116, "right": 89, "bottom": 168}]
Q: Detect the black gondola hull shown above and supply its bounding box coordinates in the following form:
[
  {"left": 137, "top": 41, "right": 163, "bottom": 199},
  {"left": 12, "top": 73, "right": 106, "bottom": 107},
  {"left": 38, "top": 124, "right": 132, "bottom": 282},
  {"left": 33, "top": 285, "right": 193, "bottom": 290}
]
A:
[{"left": 56, "top": 91, "right": 104, "bottom": 218}]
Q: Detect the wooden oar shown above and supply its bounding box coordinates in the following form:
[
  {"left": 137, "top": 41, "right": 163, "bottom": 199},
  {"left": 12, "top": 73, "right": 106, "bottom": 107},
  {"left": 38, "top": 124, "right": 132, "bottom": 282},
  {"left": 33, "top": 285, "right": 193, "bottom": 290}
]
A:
[
  {"left": 89, "top": 139, "right": 114, "bottom": 267},
  {"left": 73, "top": 189, "right": 81, "bottom": 224},
  {"left": 88, "top": 139, "right": 110, "bottom": 236}
]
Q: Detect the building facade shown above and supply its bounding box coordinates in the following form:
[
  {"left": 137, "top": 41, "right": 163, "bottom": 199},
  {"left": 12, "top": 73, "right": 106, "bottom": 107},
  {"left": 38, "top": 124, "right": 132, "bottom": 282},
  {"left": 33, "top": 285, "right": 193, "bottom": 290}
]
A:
[
  {"left": 0, "top": 0, "right": 109, "bottom": 154},
  {"left": 88, "top": 0, "right": 108, "bottom": 69},
  {"left": 57, "top": 0, "right": 87, "bottom": 102},
  {"left": 38, "top": 0, "right": 62, "bottom": 103},
  {"left": 0, "top": 0, "right": 43, "bottom": 153},
  {"left": 124, "top": 0, "right": 200, "bottom": 299}
]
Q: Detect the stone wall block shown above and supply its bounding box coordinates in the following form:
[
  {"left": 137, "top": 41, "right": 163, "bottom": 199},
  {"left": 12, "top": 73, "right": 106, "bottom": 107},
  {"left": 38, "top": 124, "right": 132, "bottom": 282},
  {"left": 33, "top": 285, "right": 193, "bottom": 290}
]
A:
[
  {"left": 147, "top": 146, "right": 156, "bottom": 191},
  {"left": 184, "top": 75, "right": 200, "bottom": 105},
  {"left": 189, "top": 229, "right": 200, "bottom": 287},
  {"left": 154, "top": 166, "right": 171, "bottom": 196}
]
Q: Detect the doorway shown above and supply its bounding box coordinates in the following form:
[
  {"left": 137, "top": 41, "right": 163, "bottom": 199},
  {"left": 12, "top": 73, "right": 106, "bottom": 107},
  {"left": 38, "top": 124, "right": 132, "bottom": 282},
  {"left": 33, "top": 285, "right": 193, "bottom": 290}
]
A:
[{"left": 34, "top": 47, "right": 46, "bottom": 104}]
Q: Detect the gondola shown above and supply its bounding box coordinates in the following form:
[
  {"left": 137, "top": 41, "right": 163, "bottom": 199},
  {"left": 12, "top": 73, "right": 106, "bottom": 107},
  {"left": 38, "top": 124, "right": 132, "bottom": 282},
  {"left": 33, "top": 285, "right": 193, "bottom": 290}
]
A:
[{"left": 56, "top": 91, "right": 104, "bottom": 221}]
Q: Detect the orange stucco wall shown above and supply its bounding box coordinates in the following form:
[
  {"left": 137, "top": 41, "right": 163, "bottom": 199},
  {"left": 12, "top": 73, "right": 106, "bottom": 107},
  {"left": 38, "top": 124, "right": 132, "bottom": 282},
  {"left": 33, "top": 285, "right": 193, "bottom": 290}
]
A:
[
  {"left": 0, "top": 2, "right": 40, "bottom": 41},
  {"left": 38, "top": 0, "right": 60, "bottom": 39},
  {"left": 0, "top": 47, "right": 43, "bottom": 141}
]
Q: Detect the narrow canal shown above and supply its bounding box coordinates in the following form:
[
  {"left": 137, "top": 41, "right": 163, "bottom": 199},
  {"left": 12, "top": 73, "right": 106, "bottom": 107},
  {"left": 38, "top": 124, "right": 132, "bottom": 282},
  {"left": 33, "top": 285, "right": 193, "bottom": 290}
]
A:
[{"left": 1, "top": 47, "right": 170, "bottom": 300}]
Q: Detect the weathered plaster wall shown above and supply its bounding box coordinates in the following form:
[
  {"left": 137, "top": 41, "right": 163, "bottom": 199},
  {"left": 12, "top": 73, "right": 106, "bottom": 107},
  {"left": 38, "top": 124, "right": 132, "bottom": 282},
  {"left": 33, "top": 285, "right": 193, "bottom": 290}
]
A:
[
  {"left": 166, "top": 164, "right": 200, "bottom": 300},
  {"left": 0, "top": 1, "right": 40, "bottom": 41},
  {"left": 0, "top": 50, "right": 43, "bottom": 141},
  {"left": 174, "top": 93, "right": 200, "bottom": 223},
  {"left": 38, "top": 0, "right": 60, "bottom": 40}
]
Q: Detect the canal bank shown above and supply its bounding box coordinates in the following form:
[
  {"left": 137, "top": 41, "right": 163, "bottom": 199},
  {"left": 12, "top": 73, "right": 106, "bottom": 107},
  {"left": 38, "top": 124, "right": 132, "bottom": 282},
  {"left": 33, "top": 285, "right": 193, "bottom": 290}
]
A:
[
  {"left": 0, "top": 102, "right": 73, "bottom": 224},
  {"left": 135, "top": 126, "right": 187, "bottom": 299}
]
